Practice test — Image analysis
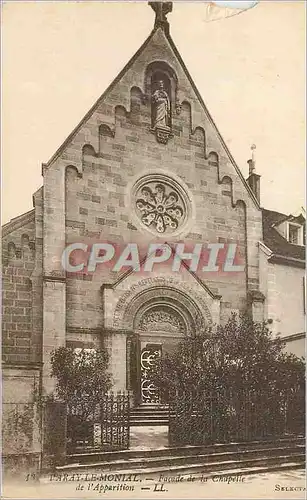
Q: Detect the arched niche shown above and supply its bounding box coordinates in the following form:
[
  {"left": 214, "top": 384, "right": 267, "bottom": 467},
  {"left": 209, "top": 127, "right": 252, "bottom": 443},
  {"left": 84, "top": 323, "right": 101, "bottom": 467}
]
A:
[
  {"left": 8, "top": 241, "right": 17, "bottom": 260},
  {"left": 145, "top": 61, "right": 178, "bottom": 129},
  {"left": 21, "top": 234, "right": 30, "bottom": 247}
]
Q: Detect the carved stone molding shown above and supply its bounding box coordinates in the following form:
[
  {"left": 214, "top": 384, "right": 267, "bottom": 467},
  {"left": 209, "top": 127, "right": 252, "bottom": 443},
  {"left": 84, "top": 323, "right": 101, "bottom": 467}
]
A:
[
  {"left": 155, "top": 125, "right": 171, "bottom": 144},
  {"left": 154, "top": 125, "right": 172, "bottom": 144},
  {"left": 112, "top": 276, "right": 213, "bottom": 331},
  {"left": 175, "top": 100, "right": 182, "bottom": 115},
  {"left": 138, "top": 305, "right": 186, "bottom": 334}
]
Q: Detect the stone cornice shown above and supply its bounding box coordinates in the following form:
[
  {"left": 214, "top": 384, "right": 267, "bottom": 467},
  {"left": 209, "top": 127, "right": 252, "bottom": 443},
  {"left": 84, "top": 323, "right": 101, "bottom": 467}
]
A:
[
  {"left": 105, "top": 328, "right": 134, "bottom": 336},
  {"left": 66, "top": 326, "right": 103, "bottom": 335},
  {"left": 66, "top": 326, "right": 134, "bottom": 336},
  {"left": 258, "top": 240, "right": 273, "bottom": 257},
  {"left": 43, "top": 275, "right": 66, "bottom": 283},
  {"left": 268, "top": 254, "right": 305, "bottom": 269},
  {"left": 248, "top": 290, "right": 266, "bottom": 303},
  {"left": 2, "top": 362, "right": 42, "bottom": 370}
]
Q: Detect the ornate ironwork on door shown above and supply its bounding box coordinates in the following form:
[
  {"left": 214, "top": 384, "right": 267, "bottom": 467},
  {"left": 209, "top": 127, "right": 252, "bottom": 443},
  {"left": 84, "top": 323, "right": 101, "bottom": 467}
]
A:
[{"left": 140, "top": 344, "right": 162, "bottom": 403}]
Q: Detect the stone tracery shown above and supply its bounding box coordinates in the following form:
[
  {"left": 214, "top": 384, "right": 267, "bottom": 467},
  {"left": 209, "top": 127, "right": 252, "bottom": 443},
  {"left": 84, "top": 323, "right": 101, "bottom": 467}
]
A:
[{"left": 135, "top": 180, "right": 185, "bottom": 234}]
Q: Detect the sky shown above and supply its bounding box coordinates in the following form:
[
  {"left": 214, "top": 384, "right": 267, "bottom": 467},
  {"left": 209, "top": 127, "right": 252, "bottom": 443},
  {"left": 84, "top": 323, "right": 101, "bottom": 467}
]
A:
[{"left": 2, "top": 1, "right": 305, "bottom": 224}]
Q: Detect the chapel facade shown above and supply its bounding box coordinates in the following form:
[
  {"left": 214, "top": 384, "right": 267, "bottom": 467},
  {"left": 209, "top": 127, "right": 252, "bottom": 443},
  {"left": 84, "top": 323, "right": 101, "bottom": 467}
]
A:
[{"left": 2, "top": 3, "right": 305, "bottom": 412}]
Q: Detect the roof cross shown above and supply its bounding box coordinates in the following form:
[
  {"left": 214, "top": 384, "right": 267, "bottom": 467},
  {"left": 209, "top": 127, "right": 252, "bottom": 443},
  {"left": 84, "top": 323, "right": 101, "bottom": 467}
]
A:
[{"left": 149, "top": 2, "right": 173, "bottom": 32}]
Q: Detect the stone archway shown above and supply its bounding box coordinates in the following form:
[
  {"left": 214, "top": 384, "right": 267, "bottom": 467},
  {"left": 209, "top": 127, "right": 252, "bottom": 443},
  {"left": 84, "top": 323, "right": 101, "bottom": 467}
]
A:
[
  {"left": 120, "top": 285, "right": 208, "bottom": 405},
  {"left": 114, "top": 282, "right": 210, "bottom": 332},
  {"left": 105, "top": 276, "right": 218, "bottom": 398},
  {"left": 134, "top": 301, "right": 189, "bottom": 404}
]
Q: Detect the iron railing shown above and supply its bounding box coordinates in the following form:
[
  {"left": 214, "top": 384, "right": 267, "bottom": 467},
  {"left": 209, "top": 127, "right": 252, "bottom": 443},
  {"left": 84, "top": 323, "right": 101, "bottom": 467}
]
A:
[
  {"left": 67, "top": 391, "right": 130, "bottom": 453},
  {"left": 169, "top": 388, "right": 305, "bottom": 446}
]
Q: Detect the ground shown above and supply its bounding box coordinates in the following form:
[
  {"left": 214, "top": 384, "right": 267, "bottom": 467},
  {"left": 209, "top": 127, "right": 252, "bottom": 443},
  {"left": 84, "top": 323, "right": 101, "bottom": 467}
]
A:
[
  {"left": 130, "top": 425, "right": 169, "bottom": 449},
  {"left": 3, "top": 428, "right": 305, "bottom": 499},
  {"left": 2, "top": 469, "right": 305, "bottom": 499}
]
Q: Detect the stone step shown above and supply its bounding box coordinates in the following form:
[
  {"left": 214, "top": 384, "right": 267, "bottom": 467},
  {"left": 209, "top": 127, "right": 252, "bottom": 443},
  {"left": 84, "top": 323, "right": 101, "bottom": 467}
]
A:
[
  {"left": 133, "top": 403, "right": 169, "bottom": 410},
  {"left": 56, "top": 454, "right": 305, "bottom": 478},
  {"left": 58, "top": 446, "right": 305, "bottom": 473},
  {"left": 130, "top": 420, "right": 169, "bottom": 426},
  {"left": 156, "top": 461, "right": 305, "bottom": 480},
  {"left": 130, "top": 412, "right": 169, "bottom": 417},
  {"left": 65, "top": 436, "right": 305, "bottom": 465},
  {"left": 42, "top": 461, "right": 305, "bottom": 484},
  {"left": 130, "top": 406, "right": 169, "bottom": 414},
  {"left": 129, "top": 411, "right": 169, "bottom": 418},
  {"left": 130, "top": 416, "right": 169, "bottom": 420},
  {"left": 129, "top": 410, "right": 169, "bottom": 417},
  {"left": 108, "top": 454, "right": 305, "bottom": 476},
  {"left": 201, "top": 462, "right": 305, "bottom": 478}
]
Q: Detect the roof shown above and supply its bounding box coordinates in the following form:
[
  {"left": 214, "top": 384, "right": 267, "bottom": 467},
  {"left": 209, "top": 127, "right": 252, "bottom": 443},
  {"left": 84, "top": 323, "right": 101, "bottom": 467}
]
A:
[
  {"left": 2, "top": 209, "right": 35, "bottom": 237},
  {"left": 262, "top": 208, "right": 305, "bottom": 262}
]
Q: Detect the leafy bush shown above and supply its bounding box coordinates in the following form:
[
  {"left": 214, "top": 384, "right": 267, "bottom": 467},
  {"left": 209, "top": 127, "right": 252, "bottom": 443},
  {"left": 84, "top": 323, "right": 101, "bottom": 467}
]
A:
[
  {"left": 152, "top": 313, "right": 305, "bottom": 398},
  {"left": 152, "top": 314, "right": 305, "bottom": 442},
  {"left": 50, "top": 347, "right": 112, "bottom": 446}
]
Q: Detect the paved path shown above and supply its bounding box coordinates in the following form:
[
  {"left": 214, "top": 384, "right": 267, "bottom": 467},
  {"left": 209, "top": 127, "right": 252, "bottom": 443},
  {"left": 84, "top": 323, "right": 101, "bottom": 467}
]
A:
[
  {"left": 2, "top": 468, "right": 305, "bottom": 499},
  {"left": 130, "top": 425, "right": 168, "bottom": 449}
]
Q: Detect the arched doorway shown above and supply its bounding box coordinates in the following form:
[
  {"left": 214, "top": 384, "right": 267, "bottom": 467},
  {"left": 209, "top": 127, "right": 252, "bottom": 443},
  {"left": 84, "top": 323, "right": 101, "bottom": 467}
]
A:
[
  {"left": 129, "top": 296, "right": 198, "bottom": 405},
  {"left": 112, "top": 279, "right": 214, "bottom": 404},
  {"left": 135, "top": 303, "right": 188, "bottom": 404}
]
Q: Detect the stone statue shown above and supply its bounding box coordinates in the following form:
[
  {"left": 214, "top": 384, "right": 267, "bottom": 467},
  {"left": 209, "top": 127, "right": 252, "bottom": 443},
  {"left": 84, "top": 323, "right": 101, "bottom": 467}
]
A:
[{"left": 152, "top": 80, "right": 170, "bottom": 129}]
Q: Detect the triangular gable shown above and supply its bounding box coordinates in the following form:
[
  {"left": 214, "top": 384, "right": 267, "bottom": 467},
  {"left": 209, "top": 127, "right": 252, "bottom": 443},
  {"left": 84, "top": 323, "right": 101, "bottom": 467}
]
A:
[
  {"left": 104, "top": 241, "right": 221, "bottom": 300},
  {"left": 43, "top": 21, "right": 259, "bottom": 208},
  {"left": 102, "top": 244, "right": 222, "bottom": 330}
]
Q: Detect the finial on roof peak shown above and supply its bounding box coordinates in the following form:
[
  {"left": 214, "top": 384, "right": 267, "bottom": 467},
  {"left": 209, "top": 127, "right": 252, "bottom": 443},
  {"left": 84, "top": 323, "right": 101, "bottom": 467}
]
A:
[
  {"left": 149, "top": 2, "right": 173, "bottom": 33},
  {"left": 248, "top": 144, "right": 256, "bottom": 175}
]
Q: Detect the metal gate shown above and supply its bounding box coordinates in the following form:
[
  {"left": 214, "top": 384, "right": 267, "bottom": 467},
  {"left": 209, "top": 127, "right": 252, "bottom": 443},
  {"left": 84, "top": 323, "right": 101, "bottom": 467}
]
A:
[
  {"left": 100, "top": 392, "right": 130, "bottom": 450},
  {"left": 67, "top": 391, "right": 130, "bottom": 453}
]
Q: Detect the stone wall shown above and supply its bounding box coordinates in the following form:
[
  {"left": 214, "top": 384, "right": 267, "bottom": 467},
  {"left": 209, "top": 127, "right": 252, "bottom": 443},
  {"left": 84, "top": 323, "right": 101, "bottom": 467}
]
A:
[
  {"left": 38, "top": 27, "right": 263, "bottom": 390},
  {"left": 3, "top": 27, "right": 263, "bottom": 395},
  {"left": 260, "top": 251, "right": 305, "bottom": 338},
  {"left": 43, "top": 28, "right": 262, "bottom": 339},
  {"left": 2, "top": 367, "right": 41, "bottom": 477},
  {"left": 2, "top": 200, "right": 44, "bottom": 472},
  {"left": 284, "top": 336, "right": 305, "bottom": 358},
  {"left": 2, "top": 213, "right": 39, "bottom": 364}
]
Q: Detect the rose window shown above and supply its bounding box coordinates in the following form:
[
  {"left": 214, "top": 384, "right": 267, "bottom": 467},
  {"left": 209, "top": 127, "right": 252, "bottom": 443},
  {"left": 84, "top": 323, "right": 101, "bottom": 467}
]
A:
[{"left": 135, "top": 181, "right": 186, "bottom": 234}]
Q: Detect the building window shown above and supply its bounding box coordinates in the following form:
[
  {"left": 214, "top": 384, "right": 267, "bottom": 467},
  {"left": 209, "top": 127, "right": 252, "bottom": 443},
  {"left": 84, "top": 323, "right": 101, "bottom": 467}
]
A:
[
  {"left": 289, "top": 224, "right": 299, "bottom": 244},
  {"left": 287, "top": 222, "right": 304, "bottom": 245}
]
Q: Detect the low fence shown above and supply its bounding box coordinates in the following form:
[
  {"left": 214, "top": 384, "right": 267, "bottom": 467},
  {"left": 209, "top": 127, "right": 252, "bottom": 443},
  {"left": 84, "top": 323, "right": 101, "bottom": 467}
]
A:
[
  {"left": 169, "top": 388, "right": 305, "bottom": 446},
  {"left": 3, "top": 393, "right": 130, "bottom": 472}
]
